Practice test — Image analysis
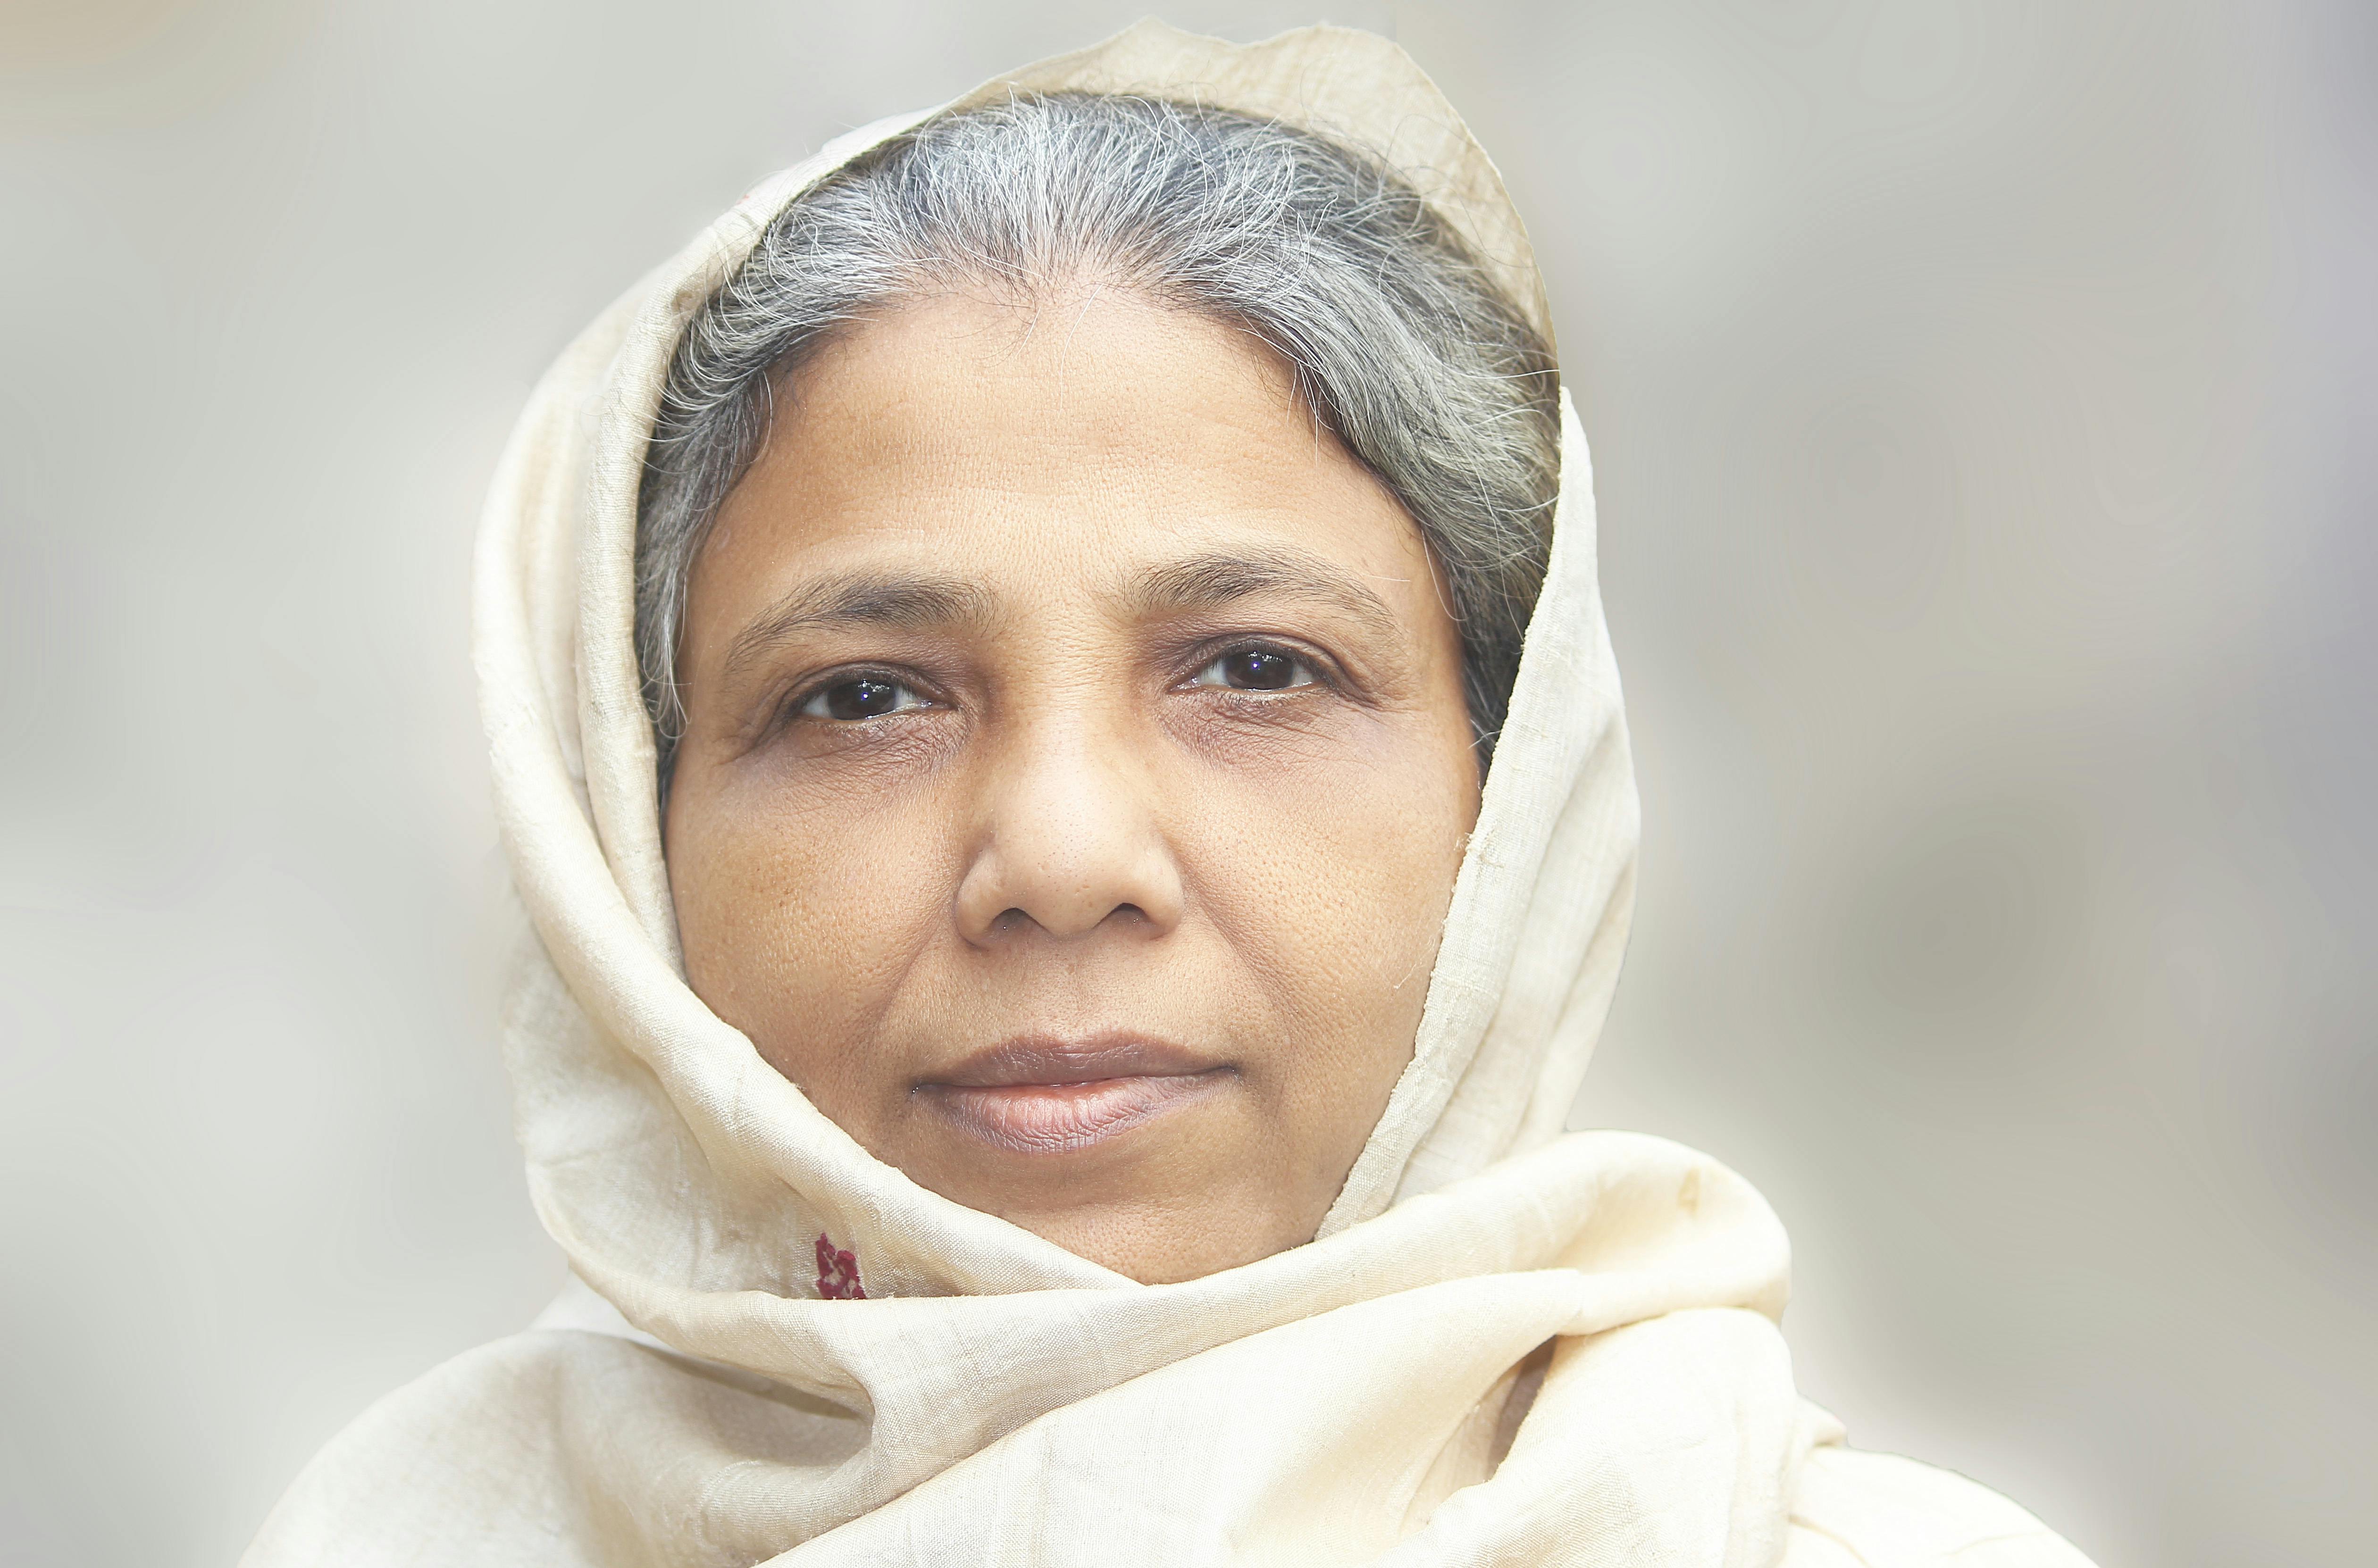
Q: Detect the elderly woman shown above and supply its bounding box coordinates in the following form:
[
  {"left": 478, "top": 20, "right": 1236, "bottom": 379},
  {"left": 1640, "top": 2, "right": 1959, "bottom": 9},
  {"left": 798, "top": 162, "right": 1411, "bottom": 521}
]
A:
[{"left": 244, "top": 23, "right": 2095, "bottom": 1568}]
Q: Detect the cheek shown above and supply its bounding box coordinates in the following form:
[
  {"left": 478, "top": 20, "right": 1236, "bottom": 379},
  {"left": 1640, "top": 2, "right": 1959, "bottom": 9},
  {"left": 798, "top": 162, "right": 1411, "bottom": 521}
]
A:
[
  {"left": 665, "top": 761, "right": 958, "bottom": 1081},
  {"left": 1176, "top": 709, "right": 1476, "bottom": 1063}
]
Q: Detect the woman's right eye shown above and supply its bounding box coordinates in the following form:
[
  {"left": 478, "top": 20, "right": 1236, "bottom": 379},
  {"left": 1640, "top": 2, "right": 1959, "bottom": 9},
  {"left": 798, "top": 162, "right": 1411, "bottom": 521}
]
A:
[{"left": 798, "top": 676, "right": 929, "bottom": 722}]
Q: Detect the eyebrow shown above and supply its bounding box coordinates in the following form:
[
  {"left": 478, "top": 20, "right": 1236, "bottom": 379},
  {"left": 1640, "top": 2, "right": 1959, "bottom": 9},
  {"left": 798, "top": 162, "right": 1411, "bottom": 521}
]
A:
[
  {"left": 1129, "top": 548, "right": 1406, "bottom": 641},
  {"left": 719, "top": 546, "right": 1407, "bottom": 686},
  {"left": 721, "top": 570, "right": 996, "bottom": 685}
]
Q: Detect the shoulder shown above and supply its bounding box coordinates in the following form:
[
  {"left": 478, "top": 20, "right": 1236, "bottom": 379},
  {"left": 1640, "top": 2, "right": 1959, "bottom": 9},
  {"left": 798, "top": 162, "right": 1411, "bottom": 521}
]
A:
[
  {"left": 238, "top": 1330, "right": 621, "bottom": 1568},
  {"left": 239, "top": 1327, "right": 861, "bottom": 1568},
  {"left": 1783, "top": 1444, "right": 2097, "bottom": 1568}
]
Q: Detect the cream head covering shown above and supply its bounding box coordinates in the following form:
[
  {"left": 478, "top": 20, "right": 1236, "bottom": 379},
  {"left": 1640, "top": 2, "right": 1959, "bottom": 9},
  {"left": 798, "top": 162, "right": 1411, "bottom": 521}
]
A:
[{"left": 243, "top": 23, "right": 2095, "bottom": 1568}]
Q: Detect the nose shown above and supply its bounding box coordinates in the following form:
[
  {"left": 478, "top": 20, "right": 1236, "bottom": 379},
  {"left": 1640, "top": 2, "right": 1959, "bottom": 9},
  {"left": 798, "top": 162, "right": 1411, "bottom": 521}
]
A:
[{"left": 954, "top": 711, "right": 1186, "bottom": 945}]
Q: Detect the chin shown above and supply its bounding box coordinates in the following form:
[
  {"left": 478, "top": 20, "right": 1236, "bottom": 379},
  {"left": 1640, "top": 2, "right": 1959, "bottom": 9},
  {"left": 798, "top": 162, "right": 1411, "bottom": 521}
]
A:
[
  {"left": 895, "top": 1118, "right": 1319, "bottom": 1285},
  {"left": 996, "top": 1196, "right": 1305, "bottom": 1286}
]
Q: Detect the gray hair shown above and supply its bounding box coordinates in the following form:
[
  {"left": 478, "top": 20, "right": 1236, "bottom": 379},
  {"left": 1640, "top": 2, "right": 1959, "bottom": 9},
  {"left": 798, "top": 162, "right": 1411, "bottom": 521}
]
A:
[{"left": 637, "top": 92, "right": 1559, "bottom": 782}]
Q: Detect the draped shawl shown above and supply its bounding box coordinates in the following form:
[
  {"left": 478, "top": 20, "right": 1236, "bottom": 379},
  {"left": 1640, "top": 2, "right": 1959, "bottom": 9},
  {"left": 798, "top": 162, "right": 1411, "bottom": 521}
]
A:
[{"left": 243, "top": 22, "right": 2095, "bottom": 1568}]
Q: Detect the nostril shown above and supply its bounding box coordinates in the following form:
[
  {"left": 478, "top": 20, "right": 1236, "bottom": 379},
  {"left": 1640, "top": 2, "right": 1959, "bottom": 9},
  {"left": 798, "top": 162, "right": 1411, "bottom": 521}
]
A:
[
  {"left": 985, "top": 901, "right": 1154, "bottom": 939},
  {"left": 956, "top": 835, "right": 1186, "bottom": 945}
]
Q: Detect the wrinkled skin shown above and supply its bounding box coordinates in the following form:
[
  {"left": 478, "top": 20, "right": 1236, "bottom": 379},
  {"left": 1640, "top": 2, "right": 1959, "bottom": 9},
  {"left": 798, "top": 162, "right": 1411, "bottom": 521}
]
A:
[{"left": 664, "top": 288, "right": 1481, "bottom": 1284}]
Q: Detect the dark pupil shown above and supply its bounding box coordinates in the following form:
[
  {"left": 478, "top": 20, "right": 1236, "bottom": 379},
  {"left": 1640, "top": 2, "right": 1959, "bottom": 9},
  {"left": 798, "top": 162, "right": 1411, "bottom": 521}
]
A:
[
  {"left": 825, "top": 677, "right": 902, "bottom": 720},
  {"left": 1224, "top": 650, "right": 1296, "bottom": 690}
]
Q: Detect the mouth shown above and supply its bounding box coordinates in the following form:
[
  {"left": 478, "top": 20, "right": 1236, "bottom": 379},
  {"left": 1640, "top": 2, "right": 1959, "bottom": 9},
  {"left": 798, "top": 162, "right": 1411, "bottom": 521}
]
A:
[{"left": 914, "top": 1036, "right": 1232, "bottom": 1155}]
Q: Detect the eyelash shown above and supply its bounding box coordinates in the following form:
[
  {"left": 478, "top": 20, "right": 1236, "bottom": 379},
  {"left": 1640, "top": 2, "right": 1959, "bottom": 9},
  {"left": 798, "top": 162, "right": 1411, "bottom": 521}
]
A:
[
  {"left": 1180, "top": 639, "right": 1329, "bottom": 696},
  {"left": 776, "top": 639, "right": 1342, "bottom": 732},
  {"left": 784, "top": 667, "right": 938, "bottom": 727}
]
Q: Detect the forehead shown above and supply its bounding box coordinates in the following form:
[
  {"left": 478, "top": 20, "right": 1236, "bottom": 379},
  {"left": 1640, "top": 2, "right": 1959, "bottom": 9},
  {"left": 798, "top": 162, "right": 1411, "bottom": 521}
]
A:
[{"left": 692, "top": 289, "right": 1431, "bottom": 608}]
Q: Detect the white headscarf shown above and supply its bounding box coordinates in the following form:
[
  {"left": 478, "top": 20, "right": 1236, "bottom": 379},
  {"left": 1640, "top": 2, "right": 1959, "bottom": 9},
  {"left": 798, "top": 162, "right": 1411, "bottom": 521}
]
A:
[{"left": 243, "top": 23, "right": 2094, "bottom": 1567}]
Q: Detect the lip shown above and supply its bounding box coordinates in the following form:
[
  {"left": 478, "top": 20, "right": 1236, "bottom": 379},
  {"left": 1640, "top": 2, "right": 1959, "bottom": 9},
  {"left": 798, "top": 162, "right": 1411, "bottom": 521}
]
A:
[{"left": 915, "top": 1036, "right": 1231, "bottom": 1155}]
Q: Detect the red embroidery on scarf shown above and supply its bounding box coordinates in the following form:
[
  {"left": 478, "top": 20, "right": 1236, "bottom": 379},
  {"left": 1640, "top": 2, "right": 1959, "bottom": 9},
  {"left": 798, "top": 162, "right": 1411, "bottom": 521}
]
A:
[{"left": 815, "top": 1234, "right": 866, "bottom": 1300}]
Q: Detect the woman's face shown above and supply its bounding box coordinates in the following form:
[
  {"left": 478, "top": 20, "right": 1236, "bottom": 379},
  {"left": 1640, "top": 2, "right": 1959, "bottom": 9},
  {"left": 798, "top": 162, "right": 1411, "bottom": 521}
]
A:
[{"left": 665, "top": 289, "right": 1481, "bottom": 1284}]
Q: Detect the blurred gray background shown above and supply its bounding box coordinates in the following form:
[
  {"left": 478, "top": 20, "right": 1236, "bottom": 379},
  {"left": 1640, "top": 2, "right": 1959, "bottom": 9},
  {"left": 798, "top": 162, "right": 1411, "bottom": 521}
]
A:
[{"left": 1, "top": 1, "right": 2370, "bottom": 1562}]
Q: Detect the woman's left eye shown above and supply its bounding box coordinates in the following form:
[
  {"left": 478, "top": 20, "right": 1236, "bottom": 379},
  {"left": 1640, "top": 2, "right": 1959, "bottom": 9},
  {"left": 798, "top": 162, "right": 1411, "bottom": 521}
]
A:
[
  {"left": 1189, "top": 647, "right": 1315, "bottom": 692},
  {"left": 798, "top": 676, "right": 930, "bottom": 721}
]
